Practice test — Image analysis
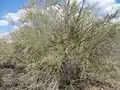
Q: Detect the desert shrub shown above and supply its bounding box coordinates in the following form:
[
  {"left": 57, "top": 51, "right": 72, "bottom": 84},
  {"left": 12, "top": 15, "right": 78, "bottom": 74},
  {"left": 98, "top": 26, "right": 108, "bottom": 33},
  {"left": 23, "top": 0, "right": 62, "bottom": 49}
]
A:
[
  {"left": 0, "top": 38, "right": 14, "bottom": 61},
  {"left": 10, "top": 0, "right": 120, "bottom": 89}
]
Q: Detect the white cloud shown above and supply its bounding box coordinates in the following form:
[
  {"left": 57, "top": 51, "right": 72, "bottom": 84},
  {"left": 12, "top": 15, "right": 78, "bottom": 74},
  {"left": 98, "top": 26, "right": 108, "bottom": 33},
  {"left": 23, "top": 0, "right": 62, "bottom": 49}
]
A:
[
  {"left": 0, "top": 20, "right": 9, "bottom": 26},
  {"left": 86, "top": 0, "right": 115, "bottom": 6},
  {"left": 4, "top": 9, "right": 27, "bottom": 25},
  {"left": 78, "top": 0, "right": 115, "bottom": 6},
  {"left": 78, "top": 0, "right": 119, "bottom": 15}
]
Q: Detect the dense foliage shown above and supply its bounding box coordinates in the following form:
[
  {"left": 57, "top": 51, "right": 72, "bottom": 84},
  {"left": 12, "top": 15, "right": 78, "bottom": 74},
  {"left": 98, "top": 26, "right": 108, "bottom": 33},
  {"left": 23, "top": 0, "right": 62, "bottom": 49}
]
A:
[{"left": 1, "top": 0, "right": 120, "bottom": 89}]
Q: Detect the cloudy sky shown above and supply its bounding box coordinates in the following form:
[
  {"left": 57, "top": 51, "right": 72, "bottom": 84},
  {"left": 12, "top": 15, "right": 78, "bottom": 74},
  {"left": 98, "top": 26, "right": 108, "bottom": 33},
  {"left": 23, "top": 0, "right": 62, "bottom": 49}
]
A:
[
  {"left": 0, "top": 0, "right": 27, "bottom": 33},
  {"left": 0, "top": 0, "right": 120, "bottom": 34}
]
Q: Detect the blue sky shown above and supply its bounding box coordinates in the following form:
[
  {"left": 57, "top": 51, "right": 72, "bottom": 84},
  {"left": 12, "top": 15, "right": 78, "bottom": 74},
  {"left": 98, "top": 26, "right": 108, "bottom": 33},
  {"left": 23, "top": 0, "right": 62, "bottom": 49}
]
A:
[
  {"left": 0, "top": 0, "right": 27, "bottom": 33},
  {"left": 116, "top": 0, "right": 120, "bottom": 3},
  {"left": 0, "top": 0, "right": 120, "bottom": 34}
]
